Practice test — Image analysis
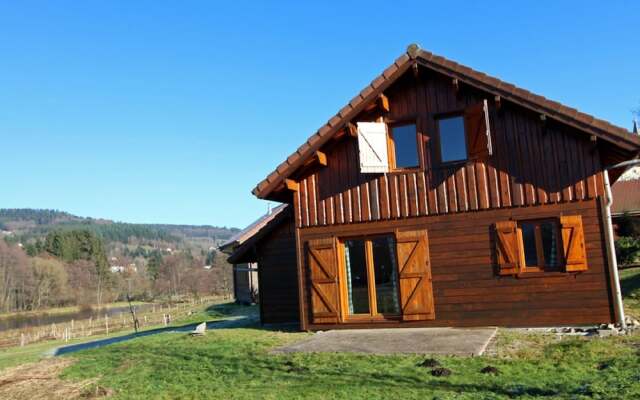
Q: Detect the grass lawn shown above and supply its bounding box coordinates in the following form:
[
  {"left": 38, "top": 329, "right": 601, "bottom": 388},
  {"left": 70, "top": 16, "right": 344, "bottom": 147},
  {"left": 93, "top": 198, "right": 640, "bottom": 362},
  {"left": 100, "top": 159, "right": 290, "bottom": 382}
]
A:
[
  {"left": 0, "top": 301, "right": 246, "bottom": 371},
  {"left": 59, "top": 324, "right": 640, "bottom": 399},
  {"left": 2, "top": 272, "right": 640, "bottom": 399},
  {"left": 621, "top": 267, "right": 640, "bottom": 319}
]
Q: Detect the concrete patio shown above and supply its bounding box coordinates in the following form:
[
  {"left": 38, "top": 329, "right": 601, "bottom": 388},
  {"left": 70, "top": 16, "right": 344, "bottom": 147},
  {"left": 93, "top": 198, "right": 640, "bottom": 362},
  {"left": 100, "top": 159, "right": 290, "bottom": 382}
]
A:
[{"left": 272, "top": 327, "right": 497, "bottom": 356}]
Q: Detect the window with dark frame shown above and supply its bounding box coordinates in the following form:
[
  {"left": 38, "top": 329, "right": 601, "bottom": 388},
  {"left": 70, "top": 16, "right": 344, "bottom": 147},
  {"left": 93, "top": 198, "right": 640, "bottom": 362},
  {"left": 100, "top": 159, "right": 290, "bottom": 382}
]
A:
[
  {"left": 388, "top": 123, "right": 419, "bottom": 170},
  {"left": 518, "top": 219, "right": 561, "bottom": 272},
  {"left": 437, "top": 115, "right": 467, "bottom": 163}
]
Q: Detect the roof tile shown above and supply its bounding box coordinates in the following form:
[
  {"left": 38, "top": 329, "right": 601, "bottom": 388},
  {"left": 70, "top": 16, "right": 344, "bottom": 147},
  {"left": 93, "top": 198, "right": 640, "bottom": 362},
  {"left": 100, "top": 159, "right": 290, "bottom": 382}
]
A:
[
  {"left": 338, "top": 104, "right": 353, "bottom": 118},
  {"left": 318, "top": 124, "right": 332, "bottom": 136},
  {"left": 382, "top": 63, "right": 399, "bottom": 78},
  {"left": 328, "top": 115, "right": 342, "bottom": 127},
  {"left": 371, "top": 75, "right": 386, "bottom": 88},
  {"left": 394, "top": 53, "right": 411, "bottom": 65},
  {"left": 360, "top": 85, "right": 374, "bottom": 99}
]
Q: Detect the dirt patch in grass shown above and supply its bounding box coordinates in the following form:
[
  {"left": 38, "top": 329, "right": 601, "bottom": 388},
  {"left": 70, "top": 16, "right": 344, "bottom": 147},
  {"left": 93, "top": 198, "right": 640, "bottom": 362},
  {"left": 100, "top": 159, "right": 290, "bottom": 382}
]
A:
[
  {"left": 0, "top": 358, "right": 109, "bottom": 399},
  {"left": 485, "top": 328, "right": 561, "bottom": 358}
]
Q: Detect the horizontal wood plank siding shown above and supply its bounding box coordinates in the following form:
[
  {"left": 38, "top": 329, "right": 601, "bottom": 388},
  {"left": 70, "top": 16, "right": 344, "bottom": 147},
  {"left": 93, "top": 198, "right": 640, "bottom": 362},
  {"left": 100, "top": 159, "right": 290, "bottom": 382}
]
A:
[{"left": 299, "top": 199, "right": 615, "bottom": 329}]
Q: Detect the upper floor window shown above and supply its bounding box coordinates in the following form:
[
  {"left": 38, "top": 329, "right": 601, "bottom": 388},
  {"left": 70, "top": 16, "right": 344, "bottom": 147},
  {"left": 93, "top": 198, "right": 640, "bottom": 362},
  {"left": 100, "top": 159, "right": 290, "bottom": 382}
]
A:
[
  {"left": 388, "top": 123, "right": 419, "bottom": 170},
  {"left": 436, "top": 100, "right": 493, "bottom": 165},
  {"left": 437, "top": 116, "right": 467, "bottom": 163}
]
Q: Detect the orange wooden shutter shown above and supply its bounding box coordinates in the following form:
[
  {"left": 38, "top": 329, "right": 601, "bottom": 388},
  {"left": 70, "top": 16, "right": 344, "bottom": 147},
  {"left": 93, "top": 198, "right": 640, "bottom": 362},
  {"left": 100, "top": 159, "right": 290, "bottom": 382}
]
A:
[
  {"left": 495, "top": 221, "right": 521, "bottom": 275},
  {"left": 560, "top": 215, "right": 588, "bottom": 272},
  {"left": 464, "top": 99, "right": 493, "bottom": 160},
  {"left": 306, "top": 237, "right": 341, "bottom": 324},
  {"left": 395, "top": 229, "right": 435, "bottom": 321}
]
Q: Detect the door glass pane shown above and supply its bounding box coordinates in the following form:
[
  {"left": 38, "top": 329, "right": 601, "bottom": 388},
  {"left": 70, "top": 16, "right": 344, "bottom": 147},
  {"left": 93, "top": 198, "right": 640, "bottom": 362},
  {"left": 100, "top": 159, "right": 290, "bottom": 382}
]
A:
[
  {"left": 438, "top": 116, "right": 467, "bottom": 162},
  {"left": 391, "top": 124, "right": 418, "bottom": 168},
  {"left": 371, "top": 237, "right": 400, "bottom": 315},
  {"left": 540, "top": 221, "right": 559, "bottom": 268},
  {"left": 521, "top": 223, "right": 538, "bottom": 267},
  {"left": 343, "top": 240, "right": 369, "bottom": 314}
]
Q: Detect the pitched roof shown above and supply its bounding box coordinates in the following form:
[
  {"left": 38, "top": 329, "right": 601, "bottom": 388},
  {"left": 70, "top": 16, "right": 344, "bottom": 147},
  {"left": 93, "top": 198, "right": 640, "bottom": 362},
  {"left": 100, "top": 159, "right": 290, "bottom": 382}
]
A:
[
  {"left": 219, "top": 204, "right": 288, "bottom": 253},
  {"left": 612, "top": 179, "right": 640, "bottom": 216},
  {"left": 226, "top": 205, "right": 291, "bottom": 264},
  {"left": 253, "top": 44, "right": 640, "bottom": 200}
]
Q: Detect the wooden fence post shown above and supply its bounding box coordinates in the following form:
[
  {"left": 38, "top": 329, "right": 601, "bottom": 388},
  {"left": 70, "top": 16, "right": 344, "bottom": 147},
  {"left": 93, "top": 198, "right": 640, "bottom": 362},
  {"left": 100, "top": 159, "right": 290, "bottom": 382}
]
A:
[
  {"left": 105, "top": 315, "right": 109, "bottom": 334},
  {"left": 20, "top": 333, "right": 25, "bottom": 347}
]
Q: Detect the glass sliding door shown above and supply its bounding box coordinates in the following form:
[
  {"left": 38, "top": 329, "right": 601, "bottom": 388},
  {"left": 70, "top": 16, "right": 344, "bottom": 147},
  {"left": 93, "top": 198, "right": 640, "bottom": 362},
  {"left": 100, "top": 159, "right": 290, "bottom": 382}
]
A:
[
  {"left": 341, "top": 235, "right": 400, "bottom": 318},
  {"left": 343, "top": 240, "right": 370, "bottom": 314},
  {"left": 371, "top": 237, "right": 400, "bottom": 315}
]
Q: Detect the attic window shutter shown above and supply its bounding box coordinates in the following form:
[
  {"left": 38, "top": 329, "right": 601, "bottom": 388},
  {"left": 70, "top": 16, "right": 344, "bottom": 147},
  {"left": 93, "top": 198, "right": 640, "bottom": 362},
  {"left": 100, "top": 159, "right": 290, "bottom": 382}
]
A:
[
  {"left": 306, "top": 237, "right": 341, "bottom": 324},
  {"left": 395, "top": 229, "right": 435, "bottom": 321},
  {"left": 357, "top": 122, "right": 389, "bottom": 173},
  {"left": 495, "top": 220, "right": 521, "bottom": 275},
  {"left": 464, "top": 99, "right": 492, "bottom": 160},
  {"left": 560, "top": 215, "right": 588, "bottom": 272}
]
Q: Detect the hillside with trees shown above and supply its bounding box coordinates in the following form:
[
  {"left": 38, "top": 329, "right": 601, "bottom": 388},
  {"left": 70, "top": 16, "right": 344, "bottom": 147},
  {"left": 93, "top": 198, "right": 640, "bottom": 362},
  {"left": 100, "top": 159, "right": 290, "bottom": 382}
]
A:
[{"left": 0, "top": 209, "right": 239, "bottom": 313}]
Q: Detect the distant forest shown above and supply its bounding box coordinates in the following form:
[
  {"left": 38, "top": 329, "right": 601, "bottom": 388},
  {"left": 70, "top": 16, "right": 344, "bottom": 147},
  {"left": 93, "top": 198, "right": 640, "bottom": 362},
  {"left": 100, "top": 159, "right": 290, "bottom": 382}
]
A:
[
  {"left": 0, "top": 209, "right": 239, "bottom": 312},
  {"left": 0, "top": 209, "right": 239, "bottom": 245}
]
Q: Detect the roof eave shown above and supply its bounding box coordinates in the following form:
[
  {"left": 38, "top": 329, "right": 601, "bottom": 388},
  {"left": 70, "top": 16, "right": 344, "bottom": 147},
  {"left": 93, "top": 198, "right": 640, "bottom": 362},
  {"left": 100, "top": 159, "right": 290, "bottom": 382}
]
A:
[{"left": 252, "top": 46, "right": 640, "bottom": 201}]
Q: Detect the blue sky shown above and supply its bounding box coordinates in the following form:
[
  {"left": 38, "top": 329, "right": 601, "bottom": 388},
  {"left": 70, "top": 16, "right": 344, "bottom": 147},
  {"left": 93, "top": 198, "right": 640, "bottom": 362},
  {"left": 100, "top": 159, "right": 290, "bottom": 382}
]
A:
[{"left": 1, "top": 1, "right": 638, "bottom": 228}]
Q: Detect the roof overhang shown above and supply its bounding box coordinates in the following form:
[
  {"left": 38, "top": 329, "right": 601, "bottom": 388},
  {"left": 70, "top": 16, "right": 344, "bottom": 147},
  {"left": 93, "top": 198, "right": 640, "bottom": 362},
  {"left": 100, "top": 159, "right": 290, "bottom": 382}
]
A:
[
  {"left": 227, "top": 205, "right": 291, "bottom": 264},
  {"left": 253, "top": 44, "right": 640, "bottom": 201}
]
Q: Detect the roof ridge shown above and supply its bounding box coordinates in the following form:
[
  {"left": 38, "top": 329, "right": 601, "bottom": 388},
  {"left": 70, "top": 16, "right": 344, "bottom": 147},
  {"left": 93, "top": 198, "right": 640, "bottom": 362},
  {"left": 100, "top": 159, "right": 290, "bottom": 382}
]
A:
[{"left": 252, "top": 44, "right": 640, "bottom": 199}]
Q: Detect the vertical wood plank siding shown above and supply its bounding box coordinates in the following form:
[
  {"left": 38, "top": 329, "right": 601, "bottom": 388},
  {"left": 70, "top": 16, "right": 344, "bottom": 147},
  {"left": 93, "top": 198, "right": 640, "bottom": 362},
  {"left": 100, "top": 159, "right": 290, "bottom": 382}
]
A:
[
  {"left": 256, "top": 218, "right": 299, "bottom": 324},
  {"left": 298, "top": 72, "right": 603, "bottom": 228}
]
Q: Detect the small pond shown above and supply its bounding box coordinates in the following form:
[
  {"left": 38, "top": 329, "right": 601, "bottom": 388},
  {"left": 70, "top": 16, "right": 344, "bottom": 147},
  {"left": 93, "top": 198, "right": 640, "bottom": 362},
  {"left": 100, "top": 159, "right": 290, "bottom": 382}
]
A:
[{"left": 0, "top": 304, "right": 156, "bottom": 331}]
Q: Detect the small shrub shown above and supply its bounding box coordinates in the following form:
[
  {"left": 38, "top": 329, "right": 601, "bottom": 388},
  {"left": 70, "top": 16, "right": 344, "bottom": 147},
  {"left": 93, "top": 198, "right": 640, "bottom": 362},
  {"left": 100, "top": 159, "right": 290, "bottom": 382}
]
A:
[{"left": 615, "top": 236, "right": 640, "bottom": 265}]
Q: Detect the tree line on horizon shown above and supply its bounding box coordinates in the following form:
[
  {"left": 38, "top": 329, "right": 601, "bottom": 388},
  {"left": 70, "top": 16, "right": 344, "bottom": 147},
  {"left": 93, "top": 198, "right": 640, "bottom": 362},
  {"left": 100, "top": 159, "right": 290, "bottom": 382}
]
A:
[{"left": 0, "top": 228, "right": 232, "bottom": 314}]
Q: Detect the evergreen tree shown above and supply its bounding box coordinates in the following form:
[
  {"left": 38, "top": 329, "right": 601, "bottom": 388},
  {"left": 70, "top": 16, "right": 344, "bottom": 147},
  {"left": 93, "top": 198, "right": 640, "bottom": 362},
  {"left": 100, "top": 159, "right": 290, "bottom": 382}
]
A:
[{"left": 147, "top": 250, "right": 162, "bottom": 281}]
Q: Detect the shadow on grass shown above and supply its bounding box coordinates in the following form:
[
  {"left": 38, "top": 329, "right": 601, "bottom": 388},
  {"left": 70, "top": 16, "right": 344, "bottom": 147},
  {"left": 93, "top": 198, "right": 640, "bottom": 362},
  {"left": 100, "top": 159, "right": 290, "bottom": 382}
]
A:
[
  {"left": 621, "top": 268, "right": 640, "bottom": 298},
  {"left": 204, "top": 302, "right": 258, "bottom": 319}
]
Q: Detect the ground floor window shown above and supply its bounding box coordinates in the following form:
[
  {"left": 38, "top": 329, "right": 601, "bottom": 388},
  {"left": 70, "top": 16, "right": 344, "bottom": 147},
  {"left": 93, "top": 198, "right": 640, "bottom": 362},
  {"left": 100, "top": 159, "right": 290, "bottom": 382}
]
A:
[
  {"left": 495, "top": 215, "right": 588, "bottom": 276},
  {"left": 343, "top": 236, "right": 400, "bottom": 317},
  {"left": 519, "top": 219, "right": 561, "bottom": 272}
]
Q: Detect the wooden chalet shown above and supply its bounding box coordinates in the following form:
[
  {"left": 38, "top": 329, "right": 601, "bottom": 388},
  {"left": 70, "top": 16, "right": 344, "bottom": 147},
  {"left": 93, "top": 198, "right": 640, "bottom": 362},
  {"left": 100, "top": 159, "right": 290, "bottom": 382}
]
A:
[{"left": 232, "top": 44, "right": 640, "bottom": 330}]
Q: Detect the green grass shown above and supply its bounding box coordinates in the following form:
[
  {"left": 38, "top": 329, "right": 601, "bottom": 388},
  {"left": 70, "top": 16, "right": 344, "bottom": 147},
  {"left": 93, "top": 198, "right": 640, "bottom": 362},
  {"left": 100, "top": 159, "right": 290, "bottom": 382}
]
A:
[
  {"left": 6, "top": 271, "right": 640, "bottom": 399},
  {"left": 621, "top": 267, "right": 640, "bottom": 318},
  {"left": 60, "top": 326, "right": 640, "bottom": 399},
  {"left": 0, "top": 301, "right": 244, "bottom": 371}
]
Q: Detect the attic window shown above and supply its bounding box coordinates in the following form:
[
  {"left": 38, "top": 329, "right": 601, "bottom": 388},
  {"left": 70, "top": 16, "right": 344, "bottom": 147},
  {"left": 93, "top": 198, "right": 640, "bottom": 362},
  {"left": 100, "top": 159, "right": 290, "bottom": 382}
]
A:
[
  {"left": 437, "top": 116, "right": 467, "bottom": 163},
  {"left": 436, "top": 100, "right": 493, "bottom": 164},
  {"left": 388, "top": 123, "right": 419, "bottom": 170}
]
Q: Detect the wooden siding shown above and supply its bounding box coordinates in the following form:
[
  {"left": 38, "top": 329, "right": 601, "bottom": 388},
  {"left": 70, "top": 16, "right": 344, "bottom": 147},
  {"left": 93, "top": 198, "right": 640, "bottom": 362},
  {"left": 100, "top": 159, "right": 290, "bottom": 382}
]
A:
[
  {"left": 297, "top": 199, "right": 615, "bottom": 330},
  {"left": 296, "top": 72, "right": 604, "bottom": 228},
  {"left": 255, "top": 218, "right": 299, "bottom": 324}
]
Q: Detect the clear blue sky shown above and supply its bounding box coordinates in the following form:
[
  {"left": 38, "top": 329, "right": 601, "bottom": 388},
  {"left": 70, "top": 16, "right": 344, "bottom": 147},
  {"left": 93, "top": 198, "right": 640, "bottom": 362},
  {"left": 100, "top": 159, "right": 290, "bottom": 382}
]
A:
[{"left": 1, "top": 1, "right": 638, "bottom": 228}]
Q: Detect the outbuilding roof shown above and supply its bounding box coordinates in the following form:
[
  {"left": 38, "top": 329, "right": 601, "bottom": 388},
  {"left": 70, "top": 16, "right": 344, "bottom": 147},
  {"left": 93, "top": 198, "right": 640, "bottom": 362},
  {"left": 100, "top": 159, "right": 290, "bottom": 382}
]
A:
[
  {"left": 612, "top": 179, "right": 640, "bottom": 216},
  {"left": 219, "top": 204, "right": 288, "bottom": 253},
  {"left": 252, "top": 44, "right": 640, "bottom": 200}
]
